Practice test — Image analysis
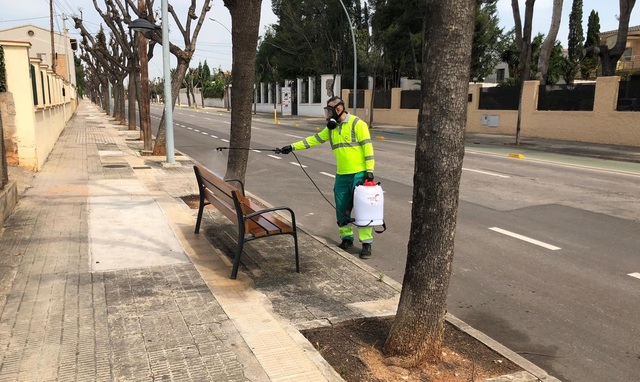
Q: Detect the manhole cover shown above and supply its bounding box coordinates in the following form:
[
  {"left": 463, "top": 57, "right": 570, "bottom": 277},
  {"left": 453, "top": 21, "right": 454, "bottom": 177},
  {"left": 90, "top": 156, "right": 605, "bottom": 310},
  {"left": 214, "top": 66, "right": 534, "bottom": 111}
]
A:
[{"left": 103, "top": 164, "right": 129, "bottom": 169}]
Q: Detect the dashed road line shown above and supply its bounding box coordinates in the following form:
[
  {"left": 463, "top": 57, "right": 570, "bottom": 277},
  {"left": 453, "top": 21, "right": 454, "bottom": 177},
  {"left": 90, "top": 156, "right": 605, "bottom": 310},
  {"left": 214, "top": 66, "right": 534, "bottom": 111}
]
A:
[
  {"left": 268, "top": 155, "right": 282, "bottom": 160},
  {"left": 290, "top": 162, "right": 307, "bottom": 168},
  {"left": 210, "top": 135, "right": 218, "bottom": 138},
  {"left": 628, "top": 273, "right": 640, "bottom": 280},
  {"left": 201, "top": 132, "right": 208, "bottom": 135},
  {"left": 285, "top": 134, "right": 304, "bottom": 139},
  {"left": 194, "top": 129, "right": 200, "bottom": 133},
  {"left": 251, "top": 150, "right": 261, "bottom": 153},
  {"left": 463, "top": 168, "right": 510, "bottom": 178},
  {"left": 489, "top": 227, "right": 561, "bottom": 251},
  {"left": 221, "top": 139, "right": 229, "bottom": 143},
  {"left": 319, "top": 172, "right": 335, "bottom": 178}
]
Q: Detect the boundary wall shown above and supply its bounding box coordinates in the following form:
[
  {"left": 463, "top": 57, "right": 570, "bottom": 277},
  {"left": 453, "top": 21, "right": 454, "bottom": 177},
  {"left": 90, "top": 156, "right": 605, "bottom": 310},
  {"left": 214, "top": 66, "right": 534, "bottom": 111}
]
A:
[{"left": 0, "top": 40, "right": 77, "bottom": 170}]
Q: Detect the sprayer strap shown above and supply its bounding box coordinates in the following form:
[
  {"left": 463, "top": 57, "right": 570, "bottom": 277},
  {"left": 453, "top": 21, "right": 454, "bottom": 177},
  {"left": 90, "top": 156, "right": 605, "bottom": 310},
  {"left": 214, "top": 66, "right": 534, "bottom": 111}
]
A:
[{"left": 374, "top": 222, "right": 386, "bottom": 234}]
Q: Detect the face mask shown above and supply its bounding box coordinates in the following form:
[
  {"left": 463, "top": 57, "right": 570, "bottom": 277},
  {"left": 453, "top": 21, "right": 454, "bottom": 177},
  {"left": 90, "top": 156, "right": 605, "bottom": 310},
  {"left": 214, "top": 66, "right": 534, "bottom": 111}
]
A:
[{"left": 324, "top": 104, "right": 344, "bottom": 120}]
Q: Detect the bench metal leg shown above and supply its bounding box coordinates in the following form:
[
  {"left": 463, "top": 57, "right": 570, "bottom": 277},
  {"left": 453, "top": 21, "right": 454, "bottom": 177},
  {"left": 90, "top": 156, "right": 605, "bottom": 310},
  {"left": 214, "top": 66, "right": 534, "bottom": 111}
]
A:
[
  {"left": 293, "top": 232, "right": 300, "bottom": 273},
  {"left": 194, "top": 196, "right": 205, "bottom": 234},
  {"left": 231, "top": 234, "right": 245, "bottom": 279}
]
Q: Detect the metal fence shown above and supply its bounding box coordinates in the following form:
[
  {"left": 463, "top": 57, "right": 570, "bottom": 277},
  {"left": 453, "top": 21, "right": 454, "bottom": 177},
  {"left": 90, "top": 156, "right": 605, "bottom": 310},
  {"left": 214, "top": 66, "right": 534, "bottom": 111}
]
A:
[
  {"left": 347, "top": 90, "right": 365, "bottom": 109},
  {"left": 617, "top": 78, "right": 640, "bottom": 111},
  {"left": 537, "top": 84, "right": 596, "bottom": 111},
  {"left": 479, "top": 86, "right": 520, "bottom": 110},
  {"left": 400, "top": 90, "right": 421, "bottom": 109},
  {"left": 373, "top": 90, "right": 391, "bottom": 109}
]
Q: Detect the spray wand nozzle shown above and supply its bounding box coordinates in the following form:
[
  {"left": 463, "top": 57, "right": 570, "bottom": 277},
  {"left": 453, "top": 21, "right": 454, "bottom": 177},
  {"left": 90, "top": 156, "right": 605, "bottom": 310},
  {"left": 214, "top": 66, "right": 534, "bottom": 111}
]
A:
[{"left": 216, "top": 146, "right": 281, "bottom": 153}]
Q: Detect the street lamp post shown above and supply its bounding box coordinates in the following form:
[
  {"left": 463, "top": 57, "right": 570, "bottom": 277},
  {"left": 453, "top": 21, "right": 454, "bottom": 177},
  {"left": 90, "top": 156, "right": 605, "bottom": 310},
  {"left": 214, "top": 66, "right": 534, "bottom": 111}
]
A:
[
  {"left": 129, "top": 0, "right": 175, "bottom": 164},
  {"left": 209, "top": 18, "right": 232, "bottom": 111},
  {"left": 337, "top": 0, "right": 357, "bottom": 116},
  {"left": 209, "top": 17, "right": 231, "bottom": 34}
]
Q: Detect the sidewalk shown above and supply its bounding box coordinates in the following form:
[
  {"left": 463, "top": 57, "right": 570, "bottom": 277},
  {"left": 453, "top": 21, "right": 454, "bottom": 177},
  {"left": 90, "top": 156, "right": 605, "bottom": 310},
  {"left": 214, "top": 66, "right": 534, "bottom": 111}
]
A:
[{"left": 0, "top": 100, "right": 559, "bottom": 381}]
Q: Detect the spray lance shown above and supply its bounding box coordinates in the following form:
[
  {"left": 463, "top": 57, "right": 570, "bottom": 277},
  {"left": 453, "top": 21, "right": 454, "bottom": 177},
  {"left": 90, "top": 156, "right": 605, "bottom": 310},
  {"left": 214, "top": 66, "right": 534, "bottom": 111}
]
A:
[
  {"left": 216, "top": 146, "right": 283, "bottom": 152},
  {"left": 216, "top": 146, "right": 385, "bottom": 233},
  {"left": 276, "top": 148, "right": 386, "bottom": 233}
]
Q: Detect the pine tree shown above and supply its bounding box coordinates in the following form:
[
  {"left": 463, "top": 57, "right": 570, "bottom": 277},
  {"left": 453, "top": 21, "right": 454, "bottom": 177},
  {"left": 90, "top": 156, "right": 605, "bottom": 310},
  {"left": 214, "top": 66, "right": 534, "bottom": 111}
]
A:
[
  {"left": 581, "top": 10, "right": 600, "bottom": 79},
  {"left": 567, "top": 0, "right": 584, "bottom": 83}
]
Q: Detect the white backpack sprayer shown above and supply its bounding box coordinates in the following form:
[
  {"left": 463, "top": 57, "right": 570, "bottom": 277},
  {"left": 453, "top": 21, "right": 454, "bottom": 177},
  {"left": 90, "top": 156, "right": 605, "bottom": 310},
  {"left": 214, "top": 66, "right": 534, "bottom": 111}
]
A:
[
  {"left": 352, "top": 179, "right": 386, "bottom": 232},
  {"left": 217, "top": 145, "right": 386, "bottom": 233}
]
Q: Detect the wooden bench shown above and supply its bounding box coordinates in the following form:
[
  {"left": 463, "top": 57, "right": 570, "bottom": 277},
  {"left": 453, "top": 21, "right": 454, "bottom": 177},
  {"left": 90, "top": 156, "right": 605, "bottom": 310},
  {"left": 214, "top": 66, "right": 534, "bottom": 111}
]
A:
[{"left": 193, "top": 163, "right": 300, "bottom": 279}]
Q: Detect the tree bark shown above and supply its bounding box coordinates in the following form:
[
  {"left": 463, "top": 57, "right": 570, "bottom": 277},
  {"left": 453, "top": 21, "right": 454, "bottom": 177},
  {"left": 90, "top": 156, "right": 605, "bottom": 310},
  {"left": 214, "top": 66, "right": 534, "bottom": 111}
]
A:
[
  {"left": 513, "top": 0, "right": 536, "bottom": 145},
  {"left": 127, "top": 67, "right": 137, "bottom": 130},
  {"left": 383, "top": 0, "right": 475, "bottom": 366},
  {"left": 599, "top": 0, "right": 637, "bottom": 76},
  {"left": 223, "top": 0, "right": 262, "bottom": 183},
  {"left": 152, "top": 60, "right": 189, "bottom": 156},
  {"left": 536, "top": 0, "right": 563, "bottom": 85},
  {"left": 0, "top": 110, "right": 7, "bottom": 189}
]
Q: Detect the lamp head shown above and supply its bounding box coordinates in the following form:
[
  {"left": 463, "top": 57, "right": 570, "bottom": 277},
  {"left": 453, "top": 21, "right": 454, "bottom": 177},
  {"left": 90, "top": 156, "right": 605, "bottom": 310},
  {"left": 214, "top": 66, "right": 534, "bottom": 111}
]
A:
[{"left": 129, "top": 17, "right": 161, "bottom": 33}]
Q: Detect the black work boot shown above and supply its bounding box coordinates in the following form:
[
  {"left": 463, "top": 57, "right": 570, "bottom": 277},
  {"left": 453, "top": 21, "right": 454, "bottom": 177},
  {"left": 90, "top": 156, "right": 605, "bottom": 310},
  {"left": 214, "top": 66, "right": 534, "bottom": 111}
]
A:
[
  {"left": 338, "top": 239, "right": 353, "bottom": 250},
  {"left": 360, "top": 243, "right": 372, "bottom": 259}
]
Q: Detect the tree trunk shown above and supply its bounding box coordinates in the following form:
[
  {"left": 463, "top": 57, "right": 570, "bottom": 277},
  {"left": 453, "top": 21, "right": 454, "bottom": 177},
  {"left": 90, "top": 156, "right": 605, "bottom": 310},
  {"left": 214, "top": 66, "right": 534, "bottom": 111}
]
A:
[
  {"left": 0, "top": 110, "right": 7, "bottom": 189},
  {"left": 139, "top": 34, "right": 152, "bottom": 150},
  {"left": 128, "top": 69, "right": 137, "bottom": 130},
  {"left": 536, "top": 0, "right": 563, "bottom": 85},
  {"left": 152, "top": 59, "right": 189, "bottom": 156},
  {"left": 514, "top": 0, "right": 536, "bottom": 145},
  {"left": 223, "top": 0, "right": 262, "bottom": 183},
  {"left": 382, "top": 0, "right": 474, "bottom": 366},
  {"left": 599, "top": 0, "right": 637, "bottom": 76}
]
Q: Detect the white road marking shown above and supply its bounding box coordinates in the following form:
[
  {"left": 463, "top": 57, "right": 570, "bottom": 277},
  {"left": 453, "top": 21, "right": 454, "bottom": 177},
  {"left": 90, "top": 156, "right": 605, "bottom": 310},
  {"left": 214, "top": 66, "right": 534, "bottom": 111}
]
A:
[
  {"left": 210, "top": 135, "right": 218, "bottom": 138},
  {"left": 628, "top": 273, "right": 640, "bottom": 280},
  {"left": 201, "top": 132, "right": 208, "bottom": 135},
  {"left": 253, "top": 127, "right": 261, "bottom": 130},
  {"left": 488, "top": 227, "right": 561, "bottom": 251},
  {"left": 463, "top": 168, "right": 510, "bottom": 178},
  {"left": 319, "top": 172, "right": 335, "bottom": 178},
  {"left": 268, "top": 155, "right": 282, "bottom": 160},
  {"left": 194, "top": 129, "right": 200, "bottom": 132},
  {"left": 187, "top": 127, "right": 193, "bottom": 130},
  {"left": 251, "top": 150, "right": 261, "bottom": 153},
  {"left": 290, "top": 162, "right": 307, "bottom": 168},
  {"left": 221, "top": 139, "right": 229, "bottom": 143},
  {"left": 285, "top": 134, "right": 304, "bottom": 139}
]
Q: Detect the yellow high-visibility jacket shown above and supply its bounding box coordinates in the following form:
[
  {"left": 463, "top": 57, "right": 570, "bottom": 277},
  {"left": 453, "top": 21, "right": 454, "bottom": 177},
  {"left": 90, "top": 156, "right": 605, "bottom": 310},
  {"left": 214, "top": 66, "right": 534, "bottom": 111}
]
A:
[{"left": 292, "top": 114, "right": 374, "bottom": 175}]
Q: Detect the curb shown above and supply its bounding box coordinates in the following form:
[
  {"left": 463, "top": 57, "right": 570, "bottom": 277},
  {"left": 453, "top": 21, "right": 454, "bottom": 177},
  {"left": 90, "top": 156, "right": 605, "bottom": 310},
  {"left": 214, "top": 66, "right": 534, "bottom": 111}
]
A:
[{"left": 244, "top": 190, "right": 562, "bottom": 381}]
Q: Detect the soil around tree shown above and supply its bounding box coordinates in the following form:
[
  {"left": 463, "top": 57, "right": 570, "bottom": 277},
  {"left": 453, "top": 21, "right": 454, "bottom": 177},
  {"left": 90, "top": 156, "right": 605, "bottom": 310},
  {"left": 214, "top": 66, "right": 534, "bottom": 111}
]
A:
[{"left": 302, "top": 317, "right": 522, "bottom": 382}]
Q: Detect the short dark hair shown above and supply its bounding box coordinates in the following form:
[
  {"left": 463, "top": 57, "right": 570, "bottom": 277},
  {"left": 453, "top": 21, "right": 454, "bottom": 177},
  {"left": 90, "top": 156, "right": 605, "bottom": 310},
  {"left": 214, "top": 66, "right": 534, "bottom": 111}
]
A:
[{"left": 327, "top": 96, "right": 344, "bottom": 106}]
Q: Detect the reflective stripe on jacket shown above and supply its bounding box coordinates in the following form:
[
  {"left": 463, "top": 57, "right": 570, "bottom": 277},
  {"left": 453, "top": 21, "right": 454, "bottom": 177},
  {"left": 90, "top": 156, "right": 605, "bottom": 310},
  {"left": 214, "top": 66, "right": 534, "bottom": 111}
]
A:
[{"left": 291, "top": 114, "right": 374, "bottom": 175}]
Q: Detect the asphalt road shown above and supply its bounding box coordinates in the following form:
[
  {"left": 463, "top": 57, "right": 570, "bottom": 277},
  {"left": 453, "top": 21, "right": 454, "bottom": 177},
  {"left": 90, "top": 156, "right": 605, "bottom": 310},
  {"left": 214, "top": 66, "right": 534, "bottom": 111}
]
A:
[{"left": 150, "top": 104, "right": 640, "bottom": 382}]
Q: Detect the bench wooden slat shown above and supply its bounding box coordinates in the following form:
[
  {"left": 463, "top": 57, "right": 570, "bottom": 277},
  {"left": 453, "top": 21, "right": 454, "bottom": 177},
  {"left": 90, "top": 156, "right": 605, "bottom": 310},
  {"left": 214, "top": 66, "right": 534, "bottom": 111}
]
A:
[{"left": 193, "top": 163, "right": 299, "bottom": 279}]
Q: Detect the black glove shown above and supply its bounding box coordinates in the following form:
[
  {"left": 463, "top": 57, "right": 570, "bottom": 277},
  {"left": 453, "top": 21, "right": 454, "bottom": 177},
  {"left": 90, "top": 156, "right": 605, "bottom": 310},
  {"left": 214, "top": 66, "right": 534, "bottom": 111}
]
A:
[
  {"left": 279, "top": 145, "right": 293, "bottom": 154},
  {"left": 366, "top": 171, "right": 374, "bottom": 181}
]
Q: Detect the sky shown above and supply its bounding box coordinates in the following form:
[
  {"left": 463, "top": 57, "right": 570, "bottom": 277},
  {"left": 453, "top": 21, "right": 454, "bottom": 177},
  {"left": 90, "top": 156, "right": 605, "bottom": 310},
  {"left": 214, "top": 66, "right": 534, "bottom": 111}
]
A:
[{"left": 1, "top": 0, "right": 638, "bottom": 80}]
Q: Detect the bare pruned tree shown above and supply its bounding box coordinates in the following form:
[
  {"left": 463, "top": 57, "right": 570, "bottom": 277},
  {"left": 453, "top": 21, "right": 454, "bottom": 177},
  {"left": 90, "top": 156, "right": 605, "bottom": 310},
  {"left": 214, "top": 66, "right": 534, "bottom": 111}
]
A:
[
  {"left": 598, "top": 0, "right": 637, "bottom": 76},
  {"left": 114, "top": 0, "right": 212, "bottom": 156},
  {"left": 536, "top": 0, "right": 564, "bottom": 85},
  {"left": 382, "top": 0, "right": 475, "bottom": 367}
]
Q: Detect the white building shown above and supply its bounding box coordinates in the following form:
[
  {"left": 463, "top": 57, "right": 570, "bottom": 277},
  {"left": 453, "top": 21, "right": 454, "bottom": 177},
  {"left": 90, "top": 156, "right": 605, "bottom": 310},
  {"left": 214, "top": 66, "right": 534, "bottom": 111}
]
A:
[{"left": 0, "top": 24, "right": 77, "bottom": 86}]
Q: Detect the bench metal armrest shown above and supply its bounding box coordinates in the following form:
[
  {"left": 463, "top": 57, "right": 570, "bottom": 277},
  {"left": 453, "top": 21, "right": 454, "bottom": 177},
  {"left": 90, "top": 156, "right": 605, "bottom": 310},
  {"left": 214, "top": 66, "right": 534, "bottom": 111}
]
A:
[
  {"left": 243, "top": 206, "right": 297, "bottom": 227},
  {"left": 224, "top": 178, "right": 245, "bottom": 196}
]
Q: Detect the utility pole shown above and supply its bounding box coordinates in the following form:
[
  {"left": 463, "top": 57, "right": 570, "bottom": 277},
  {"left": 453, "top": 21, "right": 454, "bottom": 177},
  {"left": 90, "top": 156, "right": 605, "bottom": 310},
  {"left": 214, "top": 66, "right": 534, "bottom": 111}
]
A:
[
  {"left": 49, "top": 0, "right": 56, "bottom": 74},
  {"left": 62, "top": 15, "right": 71, "bottom": 82},
  {"left": 138, "top": 0, "right": 152, "bottom": 151}
]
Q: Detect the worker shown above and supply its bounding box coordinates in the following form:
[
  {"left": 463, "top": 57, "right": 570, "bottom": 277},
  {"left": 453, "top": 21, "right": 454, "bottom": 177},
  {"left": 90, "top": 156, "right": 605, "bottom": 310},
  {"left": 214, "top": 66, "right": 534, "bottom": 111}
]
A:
[{"left": 279, "top": 96, "right": 375, "bottom": 259}]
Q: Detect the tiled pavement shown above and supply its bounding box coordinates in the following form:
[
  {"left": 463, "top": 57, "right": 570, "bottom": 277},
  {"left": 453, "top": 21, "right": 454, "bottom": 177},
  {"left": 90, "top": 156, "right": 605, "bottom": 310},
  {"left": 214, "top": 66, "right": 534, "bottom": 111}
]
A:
[{"left": 0, "top": 101, "right": 557, "bottom": 381}]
